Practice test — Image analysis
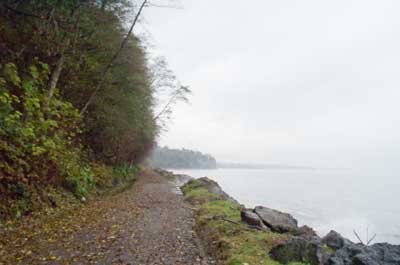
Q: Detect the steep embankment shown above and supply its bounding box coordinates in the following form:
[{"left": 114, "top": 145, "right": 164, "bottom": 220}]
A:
[
  {"left": 0, "top": 170, "right": 215, "bottom": 264},
  {"left": 0, "top": 0, "right": 159, "bottom": 219}
]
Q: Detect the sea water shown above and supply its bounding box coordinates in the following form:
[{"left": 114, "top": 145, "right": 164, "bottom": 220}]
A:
[{"left": 171, "top": 168, "right": 400, "bottom": 244}]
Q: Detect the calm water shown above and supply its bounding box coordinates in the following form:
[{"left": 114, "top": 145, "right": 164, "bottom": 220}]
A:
[{"left": 171, "top": 168, "right": 400, "bottom": 244}]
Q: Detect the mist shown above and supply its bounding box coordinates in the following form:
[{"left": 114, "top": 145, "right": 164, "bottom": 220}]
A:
[{"left": 142, "top": 0, "right": 400, "bottom": 174}]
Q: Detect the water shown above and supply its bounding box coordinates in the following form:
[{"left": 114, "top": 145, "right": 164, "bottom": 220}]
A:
[{"left": 171, "top": 168, "right": 400, "bottom": 244}]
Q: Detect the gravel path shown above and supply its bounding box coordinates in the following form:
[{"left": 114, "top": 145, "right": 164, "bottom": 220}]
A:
[{"left": 0, "top": 170, "right": 216, "bottom": 265}]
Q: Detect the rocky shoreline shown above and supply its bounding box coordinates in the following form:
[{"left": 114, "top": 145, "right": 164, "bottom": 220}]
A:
[{"left": 166, "top": 171, "right": 400, "bottom": 265}]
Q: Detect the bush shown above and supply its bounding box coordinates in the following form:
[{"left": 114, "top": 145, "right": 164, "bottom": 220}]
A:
[
  {"left": 112, "top": 163, "right": 139, "bottom": 185},
  {"left": 0, "top": 63, "right": 92, "bottom": 199},
  {"left": 63, "top": 167, "right": 94, "bottom": 198}
]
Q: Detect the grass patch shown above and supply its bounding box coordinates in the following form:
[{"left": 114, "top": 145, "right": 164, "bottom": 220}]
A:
[
  {"left": 185, "top": 188, "right": 220, "bottom": 203},
  {"left": 181, "top": 179, "right": 204, "bottom": 194},
  {"left": 200, "top": 200, "right": 241, "bottom": 221},
  {"left": 225, "top": 230, "right": 288, "bottom": 265}
]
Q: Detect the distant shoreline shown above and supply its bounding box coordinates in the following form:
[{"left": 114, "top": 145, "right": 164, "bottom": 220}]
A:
[{"left": 167, "top": 165, "right": 316, "bottom": 170}]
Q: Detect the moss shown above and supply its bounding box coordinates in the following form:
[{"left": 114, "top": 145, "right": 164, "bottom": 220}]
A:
[
  {"left": 183, "top": 181, "right": 288, "bottom": 265},
  {"left": 323, "top": 244, "right": 336, "bottom": 255}
]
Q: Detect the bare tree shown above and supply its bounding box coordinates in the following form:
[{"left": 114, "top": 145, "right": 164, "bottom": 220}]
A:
[{"left": 148, "top": 57, "right": 191, "bottom": 130}]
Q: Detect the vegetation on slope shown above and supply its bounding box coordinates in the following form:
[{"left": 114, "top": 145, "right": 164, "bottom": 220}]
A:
[
  {"left": 181, "top": 179, "right": 296, "bottom": 265},
  {"left": 181, "top": 178, "right": 313, "bottom": 265},
  {"left": 0, "top": 1, "right": 183, "bottom": 219}
]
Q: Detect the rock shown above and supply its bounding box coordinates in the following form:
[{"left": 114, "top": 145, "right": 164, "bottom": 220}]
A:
[
  {"left": 270, "top": 236, "right": 331, "bottom": 265},
  {"left": 327, "top": 243, "right": 400, "bottom": 265},
  {"left": 322, "top": 230, "right": 351, "bottom": 250},
  {"left": 254, "top": 206, "right": 298, "bottom": 233},
  {"left": 293, "top": 225, "right": 318, "bottom": 239},
  {"left": 327, "top": 243, "right": 364, "bottom": 265},
  {"left": 193, "top": 178, "right": 239, "bottom": 204},
  {"left": 240, "top": 209, "right": 270, "bottom": 231}
]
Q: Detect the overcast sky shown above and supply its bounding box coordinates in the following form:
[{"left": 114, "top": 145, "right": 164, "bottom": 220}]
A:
[{"left": 140, "top": 0, "right": 400, "bottom": 172}]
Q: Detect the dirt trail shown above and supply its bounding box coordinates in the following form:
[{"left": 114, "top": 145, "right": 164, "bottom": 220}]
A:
[{"left": 0, "top": 170, "right": 215, "bottom": 265}]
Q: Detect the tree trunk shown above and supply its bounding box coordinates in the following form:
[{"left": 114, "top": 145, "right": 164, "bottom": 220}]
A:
[
  {"left": 80, "top": 0, "right": 148, "bottom": 115},
  {"left": 47, "top": 53, "right": 65, "bottom": 102}
]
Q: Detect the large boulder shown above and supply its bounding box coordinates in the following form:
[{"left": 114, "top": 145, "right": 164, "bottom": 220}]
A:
[
  {"left": 322, "top": 230, "right": 351, "bottom": 250},
  {"left": 254, "top": 206, "right": 298, "bottom": 233},
  {"left": 327, "top": 243, "right": 400, "bottom": 265},
  {"left": 327, "top": 243, "right": 363, "bottom": 265},
  {"left": 270, "top": 236, "right": 331, "bottom": 265},
  {"left": 240, "top": 209, "right": 270, "bottom": 231}
]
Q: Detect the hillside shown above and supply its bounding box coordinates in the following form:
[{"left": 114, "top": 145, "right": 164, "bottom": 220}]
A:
[{"left": 0, "top": 0, "right": 189, "bottom": 219}]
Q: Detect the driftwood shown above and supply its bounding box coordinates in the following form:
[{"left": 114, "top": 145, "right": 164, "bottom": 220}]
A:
[{"left": 353, "top": 228, "right": 377, "bottom": 246}]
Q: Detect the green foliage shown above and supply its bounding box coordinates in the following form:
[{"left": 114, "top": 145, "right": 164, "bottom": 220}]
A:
[
  {"left": 64, "top": 167, "right": 94, "bottom": 198},
  {"left": 0, "top": 63, "right": 93, "bottom": 199},
  {"left": 91, "top": 163, "right": 115, "bottom": 188},
  {"left": 0, "top": 0, "right": 161, "bottom": 212},
  {"left": 1, "top": 1, "right": 158, "bottom": 168},
  {"left": 112, "top": 163, "right": 139, "bottom": 184}
]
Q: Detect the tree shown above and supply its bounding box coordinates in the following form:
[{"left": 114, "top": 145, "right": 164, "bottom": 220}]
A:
[{"left": 150, "top": 57, "right": 191, "bottom": 129}]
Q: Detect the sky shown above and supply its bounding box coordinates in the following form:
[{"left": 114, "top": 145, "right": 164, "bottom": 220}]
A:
[{"left": 139, "top": 0, "right": 400, "bottom": 172}]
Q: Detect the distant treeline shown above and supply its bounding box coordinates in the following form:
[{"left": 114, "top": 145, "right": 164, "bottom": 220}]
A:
[{"left": 147, "top": 147, "right": 217, "bottom": 169}]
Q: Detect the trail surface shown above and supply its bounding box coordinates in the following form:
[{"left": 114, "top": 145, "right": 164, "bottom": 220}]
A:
[{"left": 0, "top": 170, "right": 215, "bottom": 265}]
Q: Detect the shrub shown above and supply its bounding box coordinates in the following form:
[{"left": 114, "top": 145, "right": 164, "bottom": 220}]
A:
[
  {"left": 0, "top": 63, "right": 92, "bottom": 199},
  {"left": 112, "top": 163, "right": 139, "bottom": 185}
]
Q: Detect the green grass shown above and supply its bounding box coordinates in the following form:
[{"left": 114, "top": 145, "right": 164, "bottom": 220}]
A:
[
  {"left": 181, "top": 181, "right": 289, "bottom": 265},
  {"left": 181, "top": 179, "right": 204, "bottom": 194},
  {"left": 185, "top": 188, "right": 219, "bottom": 203}
]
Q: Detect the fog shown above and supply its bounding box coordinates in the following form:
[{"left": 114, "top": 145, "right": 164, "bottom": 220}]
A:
[{"left": 142, "top": 0, "right": 400, "bottom": 174}]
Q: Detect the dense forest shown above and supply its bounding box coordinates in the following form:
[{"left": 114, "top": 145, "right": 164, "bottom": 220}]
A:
[
  {"left": 147, "top": 146, "right": 217, "bottom": 169},
  {"left": 0, "top": 0, "right": 186, "bottom": 218}
]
